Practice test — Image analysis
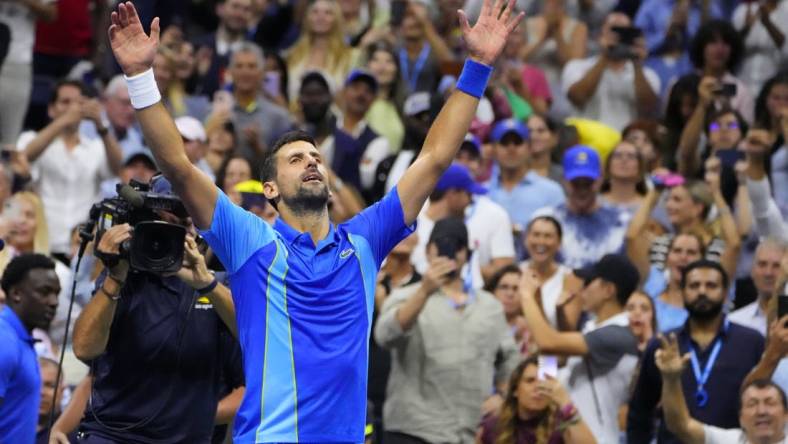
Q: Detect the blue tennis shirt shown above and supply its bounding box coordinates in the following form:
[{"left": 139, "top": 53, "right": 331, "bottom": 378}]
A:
[
  {"left": 200, "top": 187, "right": 414, "bottom": 443},
  {"left": 0, "top": 306, "right": 40, "bottom": 443}
]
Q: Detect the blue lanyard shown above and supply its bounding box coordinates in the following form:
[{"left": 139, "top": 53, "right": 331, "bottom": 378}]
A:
[
  {"left": 687, "top": 320, "right": 728, "bottom": 408},
  {"left": 399, "top": 44, "right": 431, "bottom": 92}
]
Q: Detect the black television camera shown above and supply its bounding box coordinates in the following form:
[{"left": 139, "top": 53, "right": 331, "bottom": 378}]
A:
[{"left": 86, "top": 179, "right": 188, "bottom": 274}]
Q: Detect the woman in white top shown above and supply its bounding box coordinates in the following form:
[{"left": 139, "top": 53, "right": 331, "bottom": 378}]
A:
[
  {"left": 732, "top": 0, "right": 788, "bottom": 97},
  {"left": 519, "top": 215, "right": 582, "bottom": 331}
]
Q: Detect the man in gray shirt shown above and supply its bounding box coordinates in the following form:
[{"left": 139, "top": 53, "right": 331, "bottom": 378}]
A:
[{"left": 375, "top": 217, "right": 519, "bottom": 444}]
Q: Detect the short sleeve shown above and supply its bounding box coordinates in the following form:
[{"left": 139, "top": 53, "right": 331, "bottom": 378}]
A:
[
  {"left": 488, "top": 205, "right": 515, "bottom": 259},
  {"left": 561, "top": 59, "right": 588, "bottom": 96},
  {"left": 15, "top": 131, "right": 39, "bottom": 181},
  {"left": 584, "top": 324, "right": 638, "bottom": 368},
  {"left": 198, "top": 189, "right": 276, "bottom": 274},
  {"left": 642, "top": 67, "right": 661, "bottom": 98},
  {"left": 343, "top": 187, "right": 416, "bottom": 266},
  {"left": 702, "top": 424, "right": 745, "bottom": 444},
  {"left": 0, "top": 328, "right": 18, "bottom": 398}
]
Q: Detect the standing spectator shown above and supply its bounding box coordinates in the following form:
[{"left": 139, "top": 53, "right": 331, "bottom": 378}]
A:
[
  {"left": 296, "top": 70, "right": 336, "bottom": 147},
  {"left": 732, "top": 0, "right": 788, "bottom": 96},
  {"left": 0, "top": 254, "right": 60, "bottom": 443},
  {"left": 286, "top": 0, "right": 359, "bottom": 101},
  {"left": 375, "top": 217, "right": 519, "bottom": 444},
  {"left": 600, "top": 140, "right": 647, "bottom": 219},
  {"left": 17, "top": 80, "right": 123, "bottom": 260},
  {"left": 0, "top": 0, "right": 56, "bottom": 145},
  {"left": 152, "top": 49, "right": 211, "bottom": 121},
  {"left": 410, "top": 163, "right": 515, "bottom": 287},
  {"left": 635, "top": 0, "right": 723, "bottom": 56},
  {"left": 393, "top": 1, "right": 454, "bottom": 95},
  {"left": 526, "top": 113, "right": 563, "bottom": 182},
  {"left": 228, "top": 43, "right": 293, "bottom": 162},
  {"left": 329, "top": 69, "right": 389, "bottom": 200},
  {"left": 485, "top": 118, "right": 565, "bottom": 234},
  {"left": 100, "top": 148, "right": 158, "bottom": 199},
  {"left": 175, "top": 116, "right": 216, "bottom": 182},
  {"left": 562, "top": 12, "right": 660, "bottom": 131},
  {"left": 656, "top": 334, "right": 788, "bottom": 444},
  {"left": 626, "top": 291, "right": 658, "bottom": 352},
  {"left": 622, "top": 119, "right": 665, "bottom": 175},
  {"left": 203, "top": 117, "right": 237, "bottom": 176},
  {"left": 80, "top": 75, "right": 146, "bottom": 156},
  {"left": 477, "top": 357, "right": 597, "bottom": 444},
  {"left": 486, "top": 265, "right": 529, "bottom": 353},
  {"left": 534, "top": 145, "right": 629, "bottom": 269},
  {"left": 627, "top": 260, "right": 765, "bottom": 444},
  {"left": 365, "top": 41, "right": 406, "bottom": 154},
  {"left": 193, "top": 0, "right": 254, "bottom": 97},
  {"left": 754, "top": 74, "right": 788, "bottom": 218},
  {"left": 521, "top": 253, "right": 641, "bottom": 443},
  {"left": 729, "top": 239, "right": 787, "bottom": 336}
]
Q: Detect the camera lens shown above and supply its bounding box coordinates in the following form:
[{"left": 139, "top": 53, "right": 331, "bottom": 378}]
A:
[{"left": 130, "top": 221, "right": 186, "bottom": 274}]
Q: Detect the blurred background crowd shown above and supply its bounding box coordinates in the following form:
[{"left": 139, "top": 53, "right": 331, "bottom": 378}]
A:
[{"left": 1, "top": 0, "right": 788, "bottom": 443}]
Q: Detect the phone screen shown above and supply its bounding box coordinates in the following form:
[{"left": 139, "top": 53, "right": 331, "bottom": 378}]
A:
[{"left": 538, "top": 355, "right": 558, "bottom": 380}]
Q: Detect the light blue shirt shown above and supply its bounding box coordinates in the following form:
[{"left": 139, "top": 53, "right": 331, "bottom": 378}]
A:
[
  {"left": 772, "top": 145, "right": 788, "bottom": 219},
  {"left": 635, "top": 0, "right": 723, "bottom": 54},
  {"left": 485, "top": 171, "right": 565, "bottom": 231}
]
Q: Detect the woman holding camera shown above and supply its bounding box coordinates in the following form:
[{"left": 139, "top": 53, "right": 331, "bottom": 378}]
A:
[{"left": 476, "top": 357, "right": 596, "bottom": 444}]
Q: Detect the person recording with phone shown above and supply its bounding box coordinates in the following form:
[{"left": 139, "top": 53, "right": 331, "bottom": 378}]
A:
[
  {"left": 476, "top": 356, "right": 597, "bottom": 444},
  {"left": 70, "top": 175, "right": 243, "bottom": 443},
  {"left": 375, "top": 217, "right": 519, "bottom": 444},
  {"left": 562, "top": 12, "right": 659, "bottom": 131},
  {"left": 520, "top": 253, "right": 641, "bottom": 443}
]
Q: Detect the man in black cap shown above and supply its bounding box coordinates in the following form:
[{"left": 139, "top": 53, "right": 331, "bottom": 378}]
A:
[
  {"left": 375, "top": 217, "right": 519, "bottom": 444},
  {"left": 521, "top": 253, "right": 641, "bottom": 443}
]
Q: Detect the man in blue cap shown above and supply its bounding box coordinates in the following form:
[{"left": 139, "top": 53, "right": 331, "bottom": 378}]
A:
[
  {"left": 411, "top": 163, "right": 515, "bottom": 287},
  {"left": 485, "top": 118, "right": 565, "bottom": 238},
  {"left": 533, "top": 145, "right": 630, "bottom": 268}
]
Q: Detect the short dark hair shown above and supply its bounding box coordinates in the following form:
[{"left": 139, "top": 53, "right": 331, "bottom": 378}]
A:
[
  {"left": 740, "top": 379, "right": 788, "bottom": 411},
  {"left": 49, "top": 79, "right": 88, "bottom": 105},
  {"left": 689, "top": 19, "right": 743, "bottom": 72},
  {"left": 484, "top": 264, "right": 522, "bottom": 293},
  {"left": 1, "top": 254, "right": 56, "bottom": 295},
  {"left": 428, "top": 188, "right": 447, "bottom": 202},
  {"left": 259, "top": 130, "right": 317, "bottom": 183},
  {"left": 525, "top": 215, "right": 563, "bottom": 240},
  {"left": 755, "top": 72, "right": 788, "bottom": 129},
  {"left": 680, "top": 259, "right": 729, "bottom": 290}
]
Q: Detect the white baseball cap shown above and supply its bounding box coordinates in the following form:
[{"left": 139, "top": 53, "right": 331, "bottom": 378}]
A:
[{"left": 174, "top": 116, "right": 207, "bottom": 143}]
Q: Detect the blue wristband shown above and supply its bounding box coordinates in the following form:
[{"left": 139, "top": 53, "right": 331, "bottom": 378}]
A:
[{"left": 455, "top": 59, "right": 493, "bottom": 99}]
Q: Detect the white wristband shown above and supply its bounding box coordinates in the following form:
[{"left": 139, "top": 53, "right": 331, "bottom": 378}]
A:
[{"left": 124, "top": 68, "right": 161, "bottom": 109}]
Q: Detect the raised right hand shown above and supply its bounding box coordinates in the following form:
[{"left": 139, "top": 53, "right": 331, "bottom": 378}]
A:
[
  {"left": 108, "top": 2, "right": 161, "bottom": 76},
  {"left": 421, "top": 257, "right": 457, "bottom": 294},
  {"left": 697, "top": 76, "right": 718, "bottom": 105}
]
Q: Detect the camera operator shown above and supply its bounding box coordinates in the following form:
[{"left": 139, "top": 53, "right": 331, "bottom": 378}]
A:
[{"left": 71, "top": 183, "right": 243, "bottom": 443}]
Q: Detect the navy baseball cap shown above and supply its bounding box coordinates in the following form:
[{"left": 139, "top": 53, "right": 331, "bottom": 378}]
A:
[
  {"left": 435, "top": 164, "right": 487, "bottom": 194},
  {"left": 491, "top": 118, "right": 529, "bottom": 143},
  {"left": 574, "top": 254, "right": 640, "bottom": 304},
  {"left": 460, "top": 133, "right": 481, "bottom": 156},
  {"left": 563, "top": 145, "right": 601, "bottom": 181},
  {"left": 150, "top": 174, "right": 174, "bottom": 195},
  {"left": 345, "top": 69, "right": 378, "bottom": 93}
]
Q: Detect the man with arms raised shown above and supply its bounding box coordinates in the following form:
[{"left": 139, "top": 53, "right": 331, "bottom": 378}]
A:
[{"left": 107, "top": 1, "right": 522, "bottom": 442}]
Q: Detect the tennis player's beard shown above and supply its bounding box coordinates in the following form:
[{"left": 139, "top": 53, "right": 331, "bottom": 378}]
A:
[
  {"left": 282, "top": 184, "right": 330, "bottom": 217},
  {"left": 685, "top": 294, "right": 724, "bottom": 321}
]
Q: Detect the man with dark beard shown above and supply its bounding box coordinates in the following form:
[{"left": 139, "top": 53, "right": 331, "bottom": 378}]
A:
[{"left": 628, "top": 259, "right": 766, "bottom": 444}]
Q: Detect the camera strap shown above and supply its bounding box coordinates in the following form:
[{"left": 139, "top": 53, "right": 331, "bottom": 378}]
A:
[{"left": 94, "top": 250, "right": 121, "bottom": 269}]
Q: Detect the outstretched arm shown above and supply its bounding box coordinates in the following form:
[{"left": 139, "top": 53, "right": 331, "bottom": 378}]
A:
[
  {"left": 396, "top": 0, "right": 523, "bottom": 225},
  {"left": 108, "top": 2, "right": 217, "bottom": 229},
  {"left": 656, "top": 334, "right": 705, "bottom": 444}
]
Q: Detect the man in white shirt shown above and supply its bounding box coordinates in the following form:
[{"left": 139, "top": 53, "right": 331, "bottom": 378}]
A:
[
  {"left": 521, "top": 253, "right": 641, "bottom": 443},
  {"left": 562, "top": 11, "right": 660, "bottom": 131},
  {"left": 657, "top": 334, "right": 788, "bottom": 444},
  {"left": 17, "top": 80, "right": 123, "bottom": 259},
  {"left": 410, "top": 163, "right": 515, "bottom": 287},
  {"left": 730, "top": 239, "right": 787, "bottom": 336}
]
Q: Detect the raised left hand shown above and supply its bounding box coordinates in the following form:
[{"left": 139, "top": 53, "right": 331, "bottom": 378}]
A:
[
  {"left": 175, "top": 235, "right": 214, "bottom": 290},
  {"left": 458, "top": 0, "right": 525, "bottom": 66}
]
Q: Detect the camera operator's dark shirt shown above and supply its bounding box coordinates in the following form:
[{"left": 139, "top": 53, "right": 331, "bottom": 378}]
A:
[{"left": 78, "top": 271, "right": 243, "bottom": 444}]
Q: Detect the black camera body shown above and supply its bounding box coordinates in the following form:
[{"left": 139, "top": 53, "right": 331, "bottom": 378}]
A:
[{"left": 91, "top": 180, "right": 188, "bottom": 274}]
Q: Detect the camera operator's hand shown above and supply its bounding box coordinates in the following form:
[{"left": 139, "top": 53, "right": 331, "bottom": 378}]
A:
[
  {"left": 96, "top": 224, "right": 131, "bottom": 282},
  {"left": 175, "top": 235, "right": 214, "bottom": 290}
]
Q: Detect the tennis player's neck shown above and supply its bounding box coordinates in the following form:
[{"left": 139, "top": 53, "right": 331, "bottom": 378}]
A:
[{"left": 281, "top": 210, "right": 331, "bottom": 245}]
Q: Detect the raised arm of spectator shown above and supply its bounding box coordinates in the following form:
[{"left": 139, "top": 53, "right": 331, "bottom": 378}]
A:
[
  {"left": 82, "top": 98, "right": 124, "bottom": 175},
  {"left": 22, "top": 102, "right": 82, "bottom": 163},
  {"left": 705, "top": 157, "right": 742, "bottom": 279},
  {"left": 411, "top": 2, "right": 455, "bottom": 64},
  {"left": 656, "top": 333, "right": 705, "bottom": 444},
  {"left": 396, "top": 0, "right": 523, "bottom": 225},
  {"left": 72, "top": 224, "right": 131, "bottom": 362},
  {"left": 742, "top": 315, "right": 788, "bottom": 389},
  {"left": 745, "top": 130, "right": 788, "bottom": 240},
  {"left": 758, "top": 5, "right": 785, "bottom": 49},
  {"left": 520, "top": 271, "right": 588, "bottom": 355},
  {"left": 49, "top": 375, "right": 92, "bottom": 443},
  {"left": 626, "top": 187, "right": 660, "bottom": 285},
  {"left": 677, "top": 77, "right": 716, "bottom": 177},
  {"left": 626, "top": 339, "right": 661, "bottom": 443},
  {"left": 632, "top": 39, "right": 659, "bottom": 115},
  {"left": 565, "top": 55, "right": 608, "bottom": 109},
  {"left": 18, "top": 0, "right": 57, "bottom": 22},
  {"left": 734, "top": 162, "right": 753, "bottom": 238},
  {"left": 108, "top": 2, "right": 217, "bottom": 230}
]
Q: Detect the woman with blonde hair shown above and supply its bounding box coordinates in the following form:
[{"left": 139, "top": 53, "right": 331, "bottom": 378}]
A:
[
  {"left": 286, "top": 0, "right": 359, "bottom": 102},
  {"left": 477, "top": 357, "right": 596, "bottom": 444}
]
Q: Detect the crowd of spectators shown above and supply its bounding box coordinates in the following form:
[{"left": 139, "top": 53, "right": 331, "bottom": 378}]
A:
[{"left": 1, "top": 0, "right": 788, "bottom": 443}]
